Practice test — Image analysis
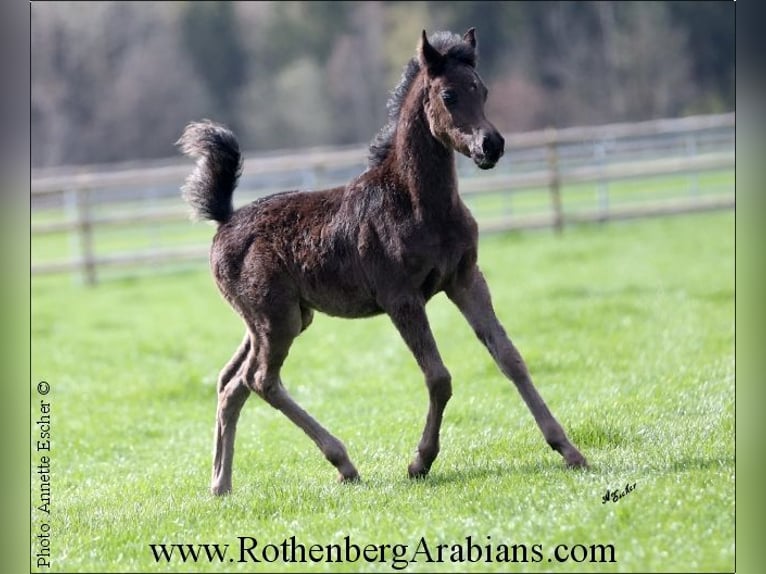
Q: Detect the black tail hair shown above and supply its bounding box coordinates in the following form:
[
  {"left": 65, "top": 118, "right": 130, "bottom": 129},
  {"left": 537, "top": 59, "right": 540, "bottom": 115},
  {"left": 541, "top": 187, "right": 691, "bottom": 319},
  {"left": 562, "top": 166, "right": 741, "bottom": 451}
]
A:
[{"left": 176, "top": 120, "right": 243, "bottom": 224}]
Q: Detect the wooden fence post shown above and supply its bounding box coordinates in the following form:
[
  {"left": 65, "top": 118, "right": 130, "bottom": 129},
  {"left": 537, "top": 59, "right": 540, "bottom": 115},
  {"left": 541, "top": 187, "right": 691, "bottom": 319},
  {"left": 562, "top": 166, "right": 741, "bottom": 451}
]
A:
[
  {"left": 545, "top": 127, "right": 564, "bottom": 234},
  {"left": 76, "top": 188, "right": 97, "bottom": 285},
  {"left": 685, "top": 134, "right": 699, "bottom": 197},
  {"left": 595, "top": 140, "right": 609, "bottom": 222}
]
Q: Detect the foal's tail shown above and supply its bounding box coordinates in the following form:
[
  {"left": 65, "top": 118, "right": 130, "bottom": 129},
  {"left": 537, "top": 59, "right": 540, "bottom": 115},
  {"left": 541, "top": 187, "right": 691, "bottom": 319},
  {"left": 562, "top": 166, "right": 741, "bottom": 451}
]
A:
[{"left": 176, "top": 120, "right": 243, "bottom": 224}]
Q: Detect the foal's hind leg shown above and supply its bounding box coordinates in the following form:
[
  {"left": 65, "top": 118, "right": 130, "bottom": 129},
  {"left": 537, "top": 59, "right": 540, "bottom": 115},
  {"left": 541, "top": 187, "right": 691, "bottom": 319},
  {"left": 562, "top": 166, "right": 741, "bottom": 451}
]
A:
[
  {"left": 218, "top": 331, "right": 251, "bottom": 392},
  {"left": 246, "top": 305, "right": 359, "bottom": 482},
  {"left": 386, "top": 298, "right": 452, "bottom": 478},
  {"left": 446, "top": 267, "right": 587, "bottom": 468},
  {"left": 211, "top": 334, "right": 253, "bottom": 495}
]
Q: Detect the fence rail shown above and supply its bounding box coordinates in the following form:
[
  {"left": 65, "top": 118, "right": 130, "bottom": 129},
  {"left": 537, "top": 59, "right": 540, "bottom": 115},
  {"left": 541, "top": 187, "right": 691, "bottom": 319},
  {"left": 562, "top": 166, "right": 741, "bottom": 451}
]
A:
[{"left": 31, "top": 113, "right": 735, "bottom": 284}]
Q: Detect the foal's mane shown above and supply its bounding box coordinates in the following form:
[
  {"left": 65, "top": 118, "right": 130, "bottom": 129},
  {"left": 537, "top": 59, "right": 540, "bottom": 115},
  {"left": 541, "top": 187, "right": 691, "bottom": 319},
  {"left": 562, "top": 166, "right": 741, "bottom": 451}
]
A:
[{"left": 367, "top": 31, "right": 477, "bottom": 169}]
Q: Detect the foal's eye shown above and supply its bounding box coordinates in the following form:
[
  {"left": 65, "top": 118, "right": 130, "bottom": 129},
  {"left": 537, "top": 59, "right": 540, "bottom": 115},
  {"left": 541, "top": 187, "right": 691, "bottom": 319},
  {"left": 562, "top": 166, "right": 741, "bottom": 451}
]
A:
[{"left": 440, "top": 90, "right": 457, "bottom": 106}]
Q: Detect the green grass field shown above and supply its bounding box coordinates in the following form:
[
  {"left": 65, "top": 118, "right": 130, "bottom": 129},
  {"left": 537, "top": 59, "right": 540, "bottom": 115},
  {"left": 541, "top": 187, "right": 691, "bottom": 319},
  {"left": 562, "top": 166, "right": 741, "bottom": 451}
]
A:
[{"left": 31, "top": 211, "right": 734, "bottom": 572}]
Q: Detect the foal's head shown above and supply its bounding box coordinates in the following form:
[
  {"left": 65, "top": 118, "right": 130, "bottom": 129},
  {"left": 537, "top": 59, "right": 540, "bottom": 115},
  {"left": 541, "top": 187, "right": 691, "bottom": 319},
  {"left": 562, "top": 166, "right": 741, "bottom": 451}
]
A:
[{"left": 419, "top": 28, "right": 504, "bottom": 170}]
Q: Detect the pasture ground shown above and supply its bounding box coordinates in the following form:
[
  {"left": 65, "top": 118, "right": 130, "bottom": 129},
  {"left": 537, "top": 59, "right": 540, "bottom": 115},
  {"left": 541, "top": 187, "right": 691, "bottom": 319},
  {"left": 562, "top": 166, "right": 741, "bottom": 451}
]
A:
[{"left": 31, "top": 211, "right": 734, "bottom": 572}]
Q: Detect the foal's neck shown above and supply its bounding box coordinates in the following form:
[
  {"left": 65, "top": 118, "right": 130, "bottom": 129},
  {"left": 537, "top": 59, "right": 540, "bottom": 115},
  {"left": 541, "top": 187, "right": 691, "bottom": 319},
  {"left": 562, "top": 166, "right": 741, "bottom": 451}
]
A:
[{"left": 393, "top": 83, "right": 459, "bottom": 217}]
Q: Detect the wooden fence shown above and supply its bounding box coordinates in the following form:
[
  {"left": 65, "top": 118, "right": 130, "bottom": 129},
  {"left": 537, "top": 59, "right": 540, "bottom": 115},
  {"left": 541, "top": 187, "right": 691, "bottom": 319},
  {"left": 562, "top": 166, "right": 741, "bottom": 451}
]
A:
[{"left": 31, "top": 113, "right": 735, "bottom": 284}]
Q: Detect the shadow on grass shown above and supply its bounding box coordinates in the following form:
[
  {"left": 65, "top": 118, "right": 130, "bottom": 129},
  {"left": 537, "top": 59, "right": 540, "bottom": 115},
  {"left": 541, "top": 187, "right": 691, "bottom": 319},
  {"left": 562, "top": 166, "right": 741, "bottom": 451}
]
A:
[
  {"left": 398, "top": 452, "right": 733, "bottom": 489},
  {"left": 196, "top": 454, "right": 732, "bottom": 510},
  {"left": 405, "top": 459, "right": 588, "bottom": 488},
  {"left": 649, "top": 455, "right": 734, "bottom": 474}
]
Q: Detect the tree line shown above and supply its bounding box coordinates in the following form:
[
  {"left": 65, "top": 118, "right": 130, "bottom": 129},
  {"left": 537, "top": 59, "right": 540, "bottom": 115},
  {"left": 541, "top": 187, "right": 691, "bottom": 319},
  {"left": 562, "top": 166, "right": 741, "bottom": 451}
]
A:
[{"left": 31, "top": 1, "right": 734, "bottom": 168}]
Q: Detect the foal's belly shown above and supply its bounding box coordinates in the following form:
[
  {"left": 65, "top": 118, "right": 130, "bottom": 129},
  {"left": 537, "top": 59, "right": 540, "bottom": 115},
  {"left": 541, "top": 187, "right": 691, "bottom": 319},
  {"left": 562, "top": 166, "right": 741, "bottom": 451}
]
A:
[
  {"left": 294, "top": 259, "right": 385, "bottom": 319},
  {"left": 300, "top": 282, "right": 384, "bottom": 319},
  {"left": 308, "top": 295, "right": 384, "bottom": 319}
]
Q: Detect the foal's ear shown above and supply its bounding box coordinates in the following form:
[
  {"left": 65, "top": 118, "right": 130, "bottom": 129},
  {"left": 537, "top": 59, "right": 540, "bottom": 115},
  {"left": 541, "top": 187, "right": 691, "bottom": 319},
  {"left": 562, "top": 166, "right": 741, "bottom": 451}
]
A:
[
  {"left": 463, "top": 27, "right": 477, "bottom": 49},
  {"left": 418, "top": 30, "right": 444, "bottom": 76}
]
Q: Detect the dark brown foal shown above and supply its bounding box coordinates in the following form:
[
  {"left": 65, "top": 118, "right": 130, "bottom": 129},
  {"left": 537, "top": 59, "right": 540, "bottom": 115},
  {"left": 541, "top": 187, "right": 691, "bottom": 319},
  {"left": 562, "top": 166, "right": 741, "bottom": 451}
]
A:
[{"left": 179, "top": 28, "right": 586, "bottom": 495}]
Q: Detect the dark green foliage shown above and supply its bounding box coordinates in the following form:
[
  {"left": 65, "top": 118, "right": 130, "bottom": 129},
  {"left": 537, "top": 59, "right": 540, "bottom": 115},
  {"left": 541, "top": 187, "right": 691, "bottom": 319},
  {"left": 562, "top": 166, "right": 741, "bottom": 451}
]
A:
[
  {"left": 31, "top": 2, "right": 735, "bottom": 167},
  {"left": 262, "top": 1, "right": 353, "bottom": 66},
  {"left": 181, "top": 2, "right": 247, "bottom": 126},
  {"left": 666, "top": 1, "right": 735, "bottom": 110}
]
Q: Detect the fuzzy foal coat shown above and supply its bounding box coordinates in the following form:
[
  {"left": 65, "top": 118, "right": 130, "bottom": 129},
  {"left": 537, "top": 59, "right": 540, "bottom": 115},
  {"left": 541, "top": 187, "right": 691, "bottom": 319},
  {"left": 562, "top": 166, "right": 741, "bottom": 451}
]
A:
[{"left": 179, "top": 29, "right": 586, "bottom": 495}]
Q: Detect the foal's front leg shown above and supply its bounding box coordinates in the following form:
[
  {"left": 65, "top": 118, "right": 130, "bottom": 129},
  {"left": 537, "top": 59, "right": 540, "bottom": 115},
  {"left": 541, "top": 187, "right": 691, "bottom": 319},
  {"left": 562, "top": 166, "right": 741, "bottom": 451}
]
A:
[
  {"left": 446, "top": 267, "right": 587, "bottom": 468},
  {"left": 387, "top": 298, "right": 453, "bottom": 478}
]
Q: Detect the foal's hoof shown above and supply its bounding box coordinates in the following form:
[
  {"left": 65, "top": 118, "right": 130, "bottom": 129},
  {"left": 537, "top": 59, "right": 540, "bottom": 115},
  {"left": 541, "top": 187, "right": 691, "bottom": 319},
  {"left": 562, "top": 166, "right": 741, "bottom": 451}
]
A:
[
  {"left": 210, "top": 484, "right": 232, "bottom": 496},
  {"left": 565, "top": 451, "right": 589, "bottom": 469},
  {"left": 407, "top": 461, "right": 431, "bottom": 480},
  {"left": 337, "top": 469, "right": 360, "bottom": 483}
]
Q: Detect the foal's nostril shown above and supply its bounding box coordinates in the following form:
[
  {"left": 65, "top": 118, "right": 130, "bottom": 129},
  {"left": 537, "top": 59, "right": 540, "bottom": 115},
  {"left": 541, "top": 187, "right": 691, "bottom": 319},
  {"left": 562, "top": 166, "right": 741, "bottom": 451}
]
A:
[
  {"left": 481, "top": 132, "right": 504, "bottom": 158},
  {"left": 481, "top": 135, "right": 492, "bottom": 155}
]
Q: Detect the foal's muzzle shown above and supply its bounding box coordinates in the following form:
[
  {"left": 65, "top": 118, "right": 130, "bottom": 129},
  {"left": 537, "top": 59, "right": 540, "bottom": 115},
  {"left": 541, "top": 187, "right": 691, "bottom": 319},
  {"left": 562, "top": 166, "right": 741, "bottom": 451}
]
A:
[{"left": 471, "top": 130, "right": 505, "bottom": 170}]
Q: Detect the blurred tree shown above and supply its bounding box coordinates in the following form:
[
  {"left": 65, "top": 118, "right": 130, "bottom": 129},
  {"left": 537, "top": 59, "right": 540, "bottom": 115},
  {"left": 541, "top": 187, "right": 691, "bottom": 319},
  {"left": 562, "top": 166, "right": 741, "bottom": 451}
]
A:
[
  {"left": 427, "top": 0, "right": 525, "bottom": 78},
  {"left": 261, "top": 1, "right": 352, "bottom": 67},
  {"left": 667, "top": 1, "right": 734, "bottom": 112},
  {"left": 383, "top": 1, "right": 433, "bottom": 89},
  {"left": 339, "top": 2, "right": 388, "bottom": 143},
  {"left": 514, "top": 1, "right": 693, "bottom": 126},
  {"left": 180, "top": 2, "right": 247, "bottom": 128},
  {"left": 238, "top": 56, "right": 335, "bottom": 150},
  {"left": 32, "top": 3, "right": 212, "bottom": 166},
  {"left": 30, "top": 1, "right": 734, "bottom": 167},
  {"left": 606, "top": 2, "right": 692, "bottom": 120},
  {"left": 234, "top": 1, "right": 357, "bottom": 149}
]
